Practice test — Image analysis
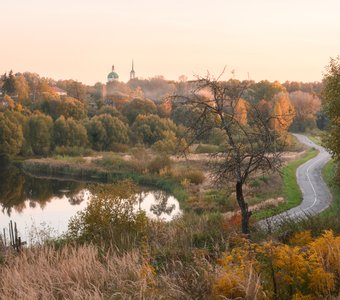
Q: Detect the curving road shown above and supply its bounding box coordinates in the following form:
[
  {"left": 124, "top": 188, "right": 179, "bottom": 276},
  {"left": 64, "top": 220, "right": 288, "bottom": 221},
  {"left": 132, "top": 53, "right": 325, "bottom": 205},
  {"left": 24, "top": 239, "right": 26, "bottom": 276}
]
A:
[{"left": 259, "top": 134, "right": 332, "bottom": 229}]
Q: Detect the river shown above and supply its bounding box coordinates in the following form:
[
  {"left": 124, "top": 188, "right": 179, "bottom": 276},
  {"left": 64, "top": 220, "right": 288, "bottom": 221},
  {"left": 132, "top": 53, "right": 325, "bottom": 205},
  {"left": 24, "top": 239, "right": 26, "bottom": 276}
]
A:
[{"left": 0, "top": 164, "right": 182, "bottom": 244}]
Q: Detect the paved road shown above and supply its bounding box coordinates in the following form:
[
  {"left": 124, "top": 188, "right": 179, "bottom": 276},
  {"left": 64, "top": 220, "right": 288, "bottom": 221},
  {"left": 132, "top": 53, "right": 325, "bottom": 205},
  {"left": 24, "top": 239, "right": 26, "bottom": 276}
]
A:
[{"left": 259, "top": 134, "right": 332, "bottom": 229}]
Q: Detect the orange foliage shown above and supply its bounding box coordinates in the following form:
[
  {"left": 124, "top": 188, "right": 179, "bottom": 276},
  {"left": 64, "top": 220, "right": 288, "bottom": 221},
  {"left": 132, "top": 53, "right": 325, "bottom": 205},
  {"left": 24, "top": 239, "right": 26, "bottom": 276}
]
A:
[
  {"left": 234, "top": 98, "right": 248, "bottom": 125},
  {"left": 270, "top": 92, "right": 295, "bottom": 132}
]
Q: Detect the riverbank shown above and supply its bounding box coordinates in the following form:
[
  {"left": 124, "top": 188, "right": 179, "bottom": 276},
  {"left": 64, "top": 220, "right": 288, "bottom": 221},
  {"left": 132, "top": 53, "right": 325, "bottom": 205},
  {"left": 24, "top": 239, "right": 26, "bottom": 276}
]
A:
[{"left": 22, "top": 157, "right": 188, "bottom": 205}]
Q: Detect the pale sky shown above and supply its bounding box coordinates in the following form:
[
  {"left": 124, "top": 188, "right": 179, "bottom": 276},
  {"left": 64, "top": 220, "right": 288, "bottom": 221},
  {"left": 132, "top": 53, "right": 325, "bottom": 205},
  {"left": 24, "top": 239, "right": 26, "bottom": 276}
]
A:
[{"left": 1, "top": 0, "right": 339, "bottom": 85}]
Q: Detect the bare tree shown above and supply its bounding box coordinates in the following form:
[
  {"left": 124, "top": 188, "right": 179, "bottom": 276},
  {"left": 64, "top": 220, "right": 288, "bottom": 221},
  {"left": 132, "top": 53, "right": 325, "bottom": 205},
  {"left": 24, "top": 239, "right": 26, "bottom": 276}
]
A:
[{"left": 176, "top": 74, "right": 286, "bottom": 234}]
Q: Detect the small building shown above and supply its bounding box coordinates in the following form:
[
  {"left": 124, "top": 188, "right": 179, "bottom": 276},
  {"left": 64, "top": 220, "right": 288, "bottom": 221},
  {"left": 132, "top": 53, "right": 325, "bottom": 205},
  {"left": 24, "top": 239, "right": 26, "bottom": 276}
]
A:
[{"left": 51, "top": 86, "right": 67, "bottom": 96}]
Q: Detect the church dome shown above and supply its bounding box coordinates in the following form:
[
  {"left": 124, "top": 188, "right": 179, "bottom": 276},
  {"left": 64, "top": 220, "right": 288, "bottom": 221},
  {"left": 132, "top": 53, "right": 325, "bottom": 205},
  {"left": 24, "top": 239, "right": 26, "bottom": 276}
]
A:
[{"left": 107, "top": 65, "right": 119, "bottom": 82}]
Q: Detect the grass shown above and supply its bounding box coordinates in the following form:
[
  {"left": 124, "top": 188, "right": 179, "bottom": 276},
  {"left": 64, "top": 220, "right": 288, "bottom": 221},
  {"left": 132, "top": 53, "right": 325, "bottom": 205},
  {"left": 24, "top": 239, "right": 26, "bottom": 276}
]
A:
[
  {"left": 306, "top": 134, "right": 322, "bottom": 146},
  {"left": 253, "top": 148, "right": 318, "bottom": 220},
  {"left": 321, "top": 159, "right": 340, "bottom": 218}
]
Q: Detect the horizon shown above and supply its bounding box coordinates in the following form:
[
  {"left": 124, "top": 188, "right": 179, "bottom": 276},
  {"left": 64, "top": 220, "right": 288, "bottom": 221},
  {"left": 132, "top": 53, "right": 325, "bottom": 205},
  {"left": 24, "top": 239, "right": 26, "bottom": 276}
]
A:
[{"left": 1, "top": 0, "right": 339, "bottom": 85}]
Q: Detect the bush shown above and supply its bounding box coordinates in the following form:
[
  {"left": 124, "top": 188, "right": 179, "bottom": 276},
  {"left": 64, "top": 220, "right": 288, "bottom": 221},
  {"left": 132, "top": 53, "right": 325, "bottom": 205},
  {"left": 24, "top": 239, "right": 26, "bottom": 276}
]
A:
[
  {"left": 67, "top": 180, "right": 147, "bottom": 244},
  {"left": 147, "top": 155, "right": 172, "bottom": 174},
  {"left": 183, "top": 169, "right": 205, "bottom": 185}
]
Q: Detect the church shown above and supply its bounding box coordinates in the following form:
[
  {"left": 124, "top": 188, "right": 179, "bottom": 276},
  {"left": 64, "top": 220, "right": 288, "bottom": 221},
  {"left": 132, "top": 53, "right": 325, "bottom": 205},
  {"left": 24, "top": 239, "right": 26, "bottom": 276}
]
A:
[{"left": 107, "top": 60, "right": 136, "bottom": 83}]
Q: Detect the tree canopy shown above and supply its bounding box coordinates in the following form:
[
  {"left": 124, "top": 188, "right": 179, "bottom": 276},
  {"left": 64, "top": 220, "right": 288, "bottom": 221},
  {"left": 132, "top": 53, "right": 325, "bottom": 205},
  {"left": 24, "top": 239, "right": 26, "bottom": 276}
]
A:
[{"left": 322, "top": 56, "right": 340, "bottom": 162}]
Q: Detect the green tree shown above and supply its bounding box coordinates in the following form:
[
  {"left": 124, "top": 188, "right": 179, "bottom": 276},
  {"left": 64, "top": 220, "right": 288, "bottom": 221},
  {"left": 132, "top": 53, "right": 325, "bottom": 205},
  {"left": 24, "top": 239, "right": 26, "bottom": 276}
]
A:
[
  {"left": 53, "top": 116, "right": 88, "bottom": 148},
  {"left": 131, "top": 114, "right": 177, "bottom": 145},
  {"left": 0, "top": 112, "right": 24, "bottom": 156},
  {"left": 1, "top": 71, "right": 16, "bottom": 95},
  {"left": 323, "top": 56, "right": 340, "bottom": 162},
  {"left": 27, "top": 113, "right": 53, "bottom": 155},
  {"left": 53, "top": 116, "right": 68, "bottom": 146},
  {"left": 248, "top": 80, "right": 286, "bottom": 103},
  {"left": 66, "top": 118, "right": 88, "bottom": 147},
  {"left": 87, "top": 114, "right": 129, "bottom": 151},
  {"left": 122, "top": 98, "right": 157, "bottom": 124},
  {"left": 96, "top": 105, "right": 126, "bottom": 121},
  {"left": 86, "top": 117, "right": 106, "bottom": 151}
]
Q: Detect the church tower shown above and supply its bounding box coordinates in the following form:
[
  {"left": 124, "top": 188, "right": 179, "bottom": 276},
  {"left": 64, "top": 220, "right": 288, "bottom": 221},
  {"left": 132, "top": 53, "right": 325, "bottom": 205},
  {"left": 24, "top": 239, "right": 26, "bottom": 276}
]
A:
[{"left": 130, "top": 60, "right": 136, "bottom": 80}]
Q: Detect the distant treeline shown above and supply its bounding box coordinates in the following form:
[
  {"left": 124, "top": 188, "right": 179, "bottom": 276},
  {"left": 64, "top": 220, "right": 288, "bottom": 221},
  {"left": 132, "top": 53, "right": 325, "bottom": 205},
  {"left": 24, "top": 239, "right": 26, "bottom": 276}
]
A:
[{"left": 0, "top": 71, "right": 326, "bottom": 158}]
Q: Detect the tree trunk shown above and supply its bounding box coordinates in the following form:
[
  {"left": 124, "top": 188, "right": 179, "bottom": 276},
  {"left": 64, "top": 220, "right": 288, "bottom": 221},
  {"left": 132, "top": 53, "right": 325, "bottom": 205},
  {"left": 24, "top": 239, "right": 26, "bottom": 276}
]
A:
[{"left": 236, "top": 181, "right": 251, "bottom": 235}]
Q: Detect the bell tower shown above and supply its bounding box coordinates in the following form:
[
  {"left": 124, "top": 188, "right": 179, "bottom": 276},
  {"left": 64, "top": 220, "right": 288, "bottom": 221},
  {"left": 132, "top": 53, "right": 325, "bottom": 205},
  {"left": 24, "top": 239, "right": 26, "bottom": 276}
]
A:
[{"left": 130, "top": 60, "right": 136, "bottom": 80}]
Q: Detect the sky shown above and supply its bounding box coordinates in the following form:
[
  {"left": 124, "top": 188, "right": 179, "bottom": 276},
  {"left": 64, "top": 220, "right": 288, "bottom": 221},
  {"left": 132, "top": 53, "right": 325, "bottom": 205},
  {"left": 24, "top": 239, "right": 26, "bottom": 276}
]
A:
[{"left": 1, "top": 0, "right": 339, "bottom": 85}]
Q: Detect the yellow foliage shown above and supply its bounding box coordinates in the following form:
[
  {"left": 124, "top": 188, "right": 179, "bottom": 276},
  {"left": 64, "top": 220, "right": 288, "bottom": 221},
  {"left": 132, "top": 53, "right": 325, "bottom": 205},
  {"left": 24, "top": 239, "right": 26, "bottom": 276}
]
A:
[
  {"left": 234, "top": 98, "right": 248, "bottom": 125},
  {"left": 309, "top": 230, "right": 340, "bottom": 275},
  {"left": 273, "top": 244, "right": 308, "bottom": 286},
  {"left": 289, "top": 230, "right": 313, "bottom": 246},
  {"left": 292, "top": 292, "right": 314, "bottom": 300},
  {"left": 270, "top": 92, "right": 295, "bottom": 132},
  {"left": 214, "top": 230, "right": 340, "bottom": 299}
]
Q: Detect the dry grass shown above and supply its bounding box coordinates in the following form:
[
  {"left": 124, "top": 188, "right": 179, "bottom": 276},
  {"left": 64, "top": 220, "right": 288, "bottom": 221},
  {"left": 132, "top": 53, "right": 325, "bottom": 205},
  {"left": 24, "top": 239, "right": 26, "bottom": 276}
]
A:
[{"left": 0, "top": 244, "right": 215, "bottom": 300}]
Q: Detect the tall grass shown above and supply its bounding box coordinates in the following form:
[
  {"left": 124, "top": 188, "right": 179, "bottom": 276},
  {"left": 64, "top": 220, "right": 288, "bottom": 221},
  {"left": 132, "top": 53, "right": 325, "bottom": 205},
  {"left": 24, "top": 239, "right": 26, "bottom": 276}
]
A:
[{"left": 0, "top": 212, "right": 230, "bottom": 299}]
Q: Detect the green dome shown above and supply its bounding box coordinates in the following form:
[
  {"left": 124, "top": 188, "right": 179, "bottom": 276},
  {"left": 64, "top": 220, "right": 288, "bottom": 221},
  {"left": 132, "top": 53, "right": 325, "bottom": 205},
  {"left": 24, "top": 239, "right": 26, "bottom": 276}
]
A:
[{"left": 108, "top": 71, "right": 119, "bottom": 80}]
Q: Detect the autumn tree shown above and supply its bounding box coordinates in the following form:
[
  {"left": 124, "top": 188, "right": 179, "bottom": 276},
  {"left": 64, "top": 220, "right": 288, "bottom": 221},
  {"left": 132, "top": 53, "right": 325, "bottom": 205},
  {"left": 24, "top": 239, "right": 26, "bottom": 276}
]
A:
[
  {"left": 322, "top": 56, "right": 340, "bottom": 163},
  {"left": 56, "top": 80, "right": 87, "bottom": 101},
  {"left": 0, "top": 95, "right": 15, "bottom": 111},
  {"left": 14, "top": 75, "right": 30, "bottom": 103},
  {"left": 289, "top": 91, "right": 321, "bottom": 132},
  {"left": 177, "top": 76, "right": 285, "bottom": 234},
  {"left": 39, "top": 95, "right": 87, "bottom": 120},
  {"left": 269, "top": 92, "right": 295, "bottom": 132}
]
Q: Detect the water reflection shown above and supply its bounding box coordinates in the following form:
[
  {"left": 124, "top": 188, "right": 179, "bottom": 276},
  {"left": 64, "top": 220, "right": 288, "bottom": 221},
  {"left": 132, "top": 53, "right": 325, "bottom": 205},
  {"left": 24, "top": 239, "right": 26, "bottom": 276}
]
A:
[
  {"left": 136, "top": 190, "right": 180, "bottom": 221},
  {"left": 0, "top": 164, "right": 181, "bottom": 241},
  {"left": 0, "top": 165, "right": 86, "bottom": 216}
]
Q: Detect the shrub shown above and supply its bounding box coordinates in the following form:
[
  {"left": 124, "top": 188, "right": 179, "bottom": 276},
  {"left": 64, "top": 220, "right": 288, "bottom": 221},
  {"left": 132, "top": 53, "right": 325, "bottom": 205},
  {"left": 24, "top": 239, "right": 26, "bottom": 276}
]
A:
[
  {"left": 67, "top": 180, "right": 147, "bottom": 244},
  {"left": 147, "top": 155, "right": 172, "bottom": 174},
  {"left": 183, "top": 169, "right": 205, "bottom": 185}
]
